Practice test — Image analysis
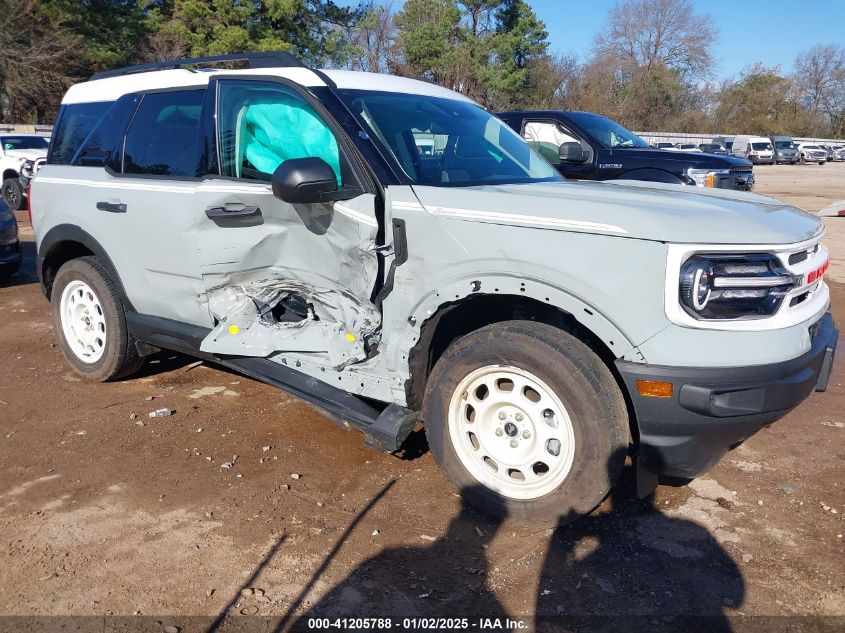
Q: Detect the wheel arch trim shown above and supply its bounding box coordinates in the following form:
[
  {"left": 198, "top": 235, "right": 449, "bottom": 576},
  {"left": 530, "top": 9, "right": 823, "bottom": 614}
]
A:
[
  {"left": 38, "top": 224, "right": 135, "bottom": 311},
  {"left": 386, "top": 272, "right": 637, "bottom": 393}
]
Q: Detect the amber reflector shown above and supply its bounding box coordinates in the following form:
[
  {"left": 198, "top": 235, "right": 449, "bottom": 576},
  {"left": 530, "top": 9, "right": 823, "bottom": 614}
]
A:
[{"left": 636, "top": 380, "right": 673, "bottom": 398}]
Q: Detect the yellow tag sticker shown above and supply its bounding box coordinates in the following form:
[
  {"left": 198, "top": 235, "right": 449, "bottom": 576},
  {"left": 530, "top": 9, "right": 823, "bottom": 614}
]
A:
[
  {"left": 345, "top": 333, "right": 356, "bottom": 343},
  {"left": 228, "top": 325, "right": 240, "bottom": 335}
]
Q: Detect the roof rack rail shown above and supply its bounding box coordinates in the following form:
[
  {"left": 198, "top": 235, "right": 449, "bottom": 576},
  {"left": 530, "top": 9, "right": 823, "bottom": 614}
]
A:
[{"left": 89, "top": 51, "right": 307, "bottom": 81}]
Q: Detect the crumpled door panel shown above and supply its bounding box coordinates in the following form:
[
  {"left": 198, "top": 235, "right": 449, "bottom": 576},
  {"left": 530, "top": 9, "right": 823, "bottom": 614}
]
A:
[{"left": 195, "top": 185, "right": 380, "bottom": 367}]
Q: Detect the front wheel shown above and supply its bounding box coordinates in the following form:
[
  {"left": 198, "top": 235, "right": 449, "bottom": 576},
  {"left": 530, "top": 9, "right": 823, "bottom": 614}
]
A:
[
  {"left": 2, "top": 178, "right": 23, "bottom": 211},
  {"left": 423, "top": 321, "right": 629, "bottom": 526}
]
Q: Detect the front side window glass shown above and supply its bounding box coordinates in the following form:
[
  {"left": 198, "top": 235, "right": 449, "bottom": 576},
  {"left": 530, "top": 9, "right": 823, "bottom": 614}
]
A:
[
  {"left": 1, "top": 136, "right": 49, "bottom": 151},
  {"left": 123, "top": 89, "right": 204, "bottom": 177},
  {"left": 564, "top": 112, "right": 651, "bottom": 149},
  {"left": 522, "top": 121, "right": 579, "bottom": 164},
  {"left": 216, "top": 80, "right": 342, "bottom": 185}
]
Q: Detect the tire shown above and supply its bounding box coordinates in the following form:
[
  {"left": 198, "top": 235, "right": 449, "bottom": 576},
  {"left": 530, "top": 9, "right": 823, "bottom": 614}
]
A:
[
  {"left": 2, "top": 178, "right": 23, "bottom": 211},
  {"left": 0, "top": 259, "right": 20, "bottom": 278},
  {"left": 51, "top": 256, "right": 144, "bottom": 381},
  {"left": 799, "top": 154, "right": 805, "bottom": 164},
  {"left": 423, "top": 321, "right": 629, "bottom": 526},
  {"left": 819, "top": 161, "right": 826, "bottom": 166}
]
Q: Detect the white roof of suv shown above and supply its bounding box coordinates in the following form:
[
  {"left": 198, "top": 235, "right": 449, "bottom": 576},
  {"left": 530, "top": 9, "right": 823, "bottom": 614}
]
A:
[{"left": 62, "top": 67, "right": 475, "bottom": 105}]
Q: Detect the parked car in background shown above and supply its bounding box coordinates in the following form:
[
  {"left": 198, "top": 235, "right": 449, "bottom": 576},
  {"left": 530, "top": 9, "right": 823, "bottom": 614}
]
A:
[
  {"left": 501, "top": 110, "right": 755, "bottom": 190},
  {"left": 832, "top": 145, "right": 845, "bottom": 161},
  {"left": 712, "top": 136, "right": 735, "bottom": 152},
  {"left": 698, "top": 143, "right": 727, "bottom": 155},
  {"left": 675, "top": 143, "right": 702, "bottom": 152},
  {"left": 33, "top": 52, "right": 838, "bottom": 524},
  {"left": 797, "top": 143, "right": 828, "bottom": 165},
  {"left": 770, "top": 136, "right": 799, "bottom": 164},
  {"left": 655, "top": 142, "right": 676, "bottom": 150},
  {"left": 731, "top": 136, "right": 774, "bottom": 164},
  {"left": 1, "top": 134, "right": 49, "bottom": 210},
  {"left": 0, "top": 200, "right": 21, "bottom": 278},
  {"left": 820, "top": 145, "right": 835, "bottom": 162}
]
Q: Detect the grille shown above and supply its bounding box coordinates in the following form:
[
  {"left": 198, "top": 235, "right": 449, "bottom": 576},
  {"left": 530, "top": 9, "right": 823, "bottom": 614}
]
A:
[{"left": 730, "top": 166, "right": 753, "bottom": 175}]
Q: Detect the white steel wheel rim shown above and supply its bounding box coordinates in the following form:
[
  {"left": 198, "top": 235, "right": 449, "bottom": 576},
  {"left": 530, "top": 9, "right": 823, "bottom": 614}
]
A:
[
  {"left": 60, "top": 280, "right": 107, "bottom": 364},
  {"left": 448, "top": 365, "right": 576, "bottom": 500}
]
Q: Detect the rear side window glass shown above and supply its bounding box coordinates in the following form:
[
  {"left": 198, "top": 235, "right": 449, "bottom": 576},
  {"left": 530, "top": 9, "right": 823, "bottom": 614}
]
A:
[
  {"left": 123, "top": 90, "right": 205, "bottom": 177},
  {"left": 71, "top": 94, "right": 141, "bottom": 170},
  {"left": 216, "top": 80, "right": 343, "bottom": 185},
  {"left": 49, "top": 101, "right": 111, "bottom": 165}
]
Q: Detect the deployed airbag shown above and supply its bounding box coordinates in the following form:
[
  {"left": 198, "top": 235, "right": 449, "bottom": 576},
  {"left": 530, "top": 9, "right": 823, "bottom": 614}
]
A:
[{"left": 240, "top": 102, "right": 342, "bottom": 185}]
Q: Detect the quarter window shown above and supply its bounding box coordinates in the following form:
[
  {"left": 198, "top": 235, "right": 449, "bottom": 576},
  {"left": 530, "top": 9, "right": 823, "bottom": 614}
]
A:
[
  {"left": 123, "top": 90, "right": 205, "bottom": 177},
  {"left": 49, "top": 101, "right": 111, "bottom": 165},
  {"left": 216, "top": 80, "right": 343, "bottom": 185}
]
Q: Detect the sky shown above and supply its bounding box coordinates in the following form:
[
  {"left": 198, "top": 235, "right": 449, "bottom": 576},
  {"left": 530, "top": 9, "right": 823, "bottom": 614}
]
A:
[{"left": 337, "top": 0, "right": 843, "bottom": 80}]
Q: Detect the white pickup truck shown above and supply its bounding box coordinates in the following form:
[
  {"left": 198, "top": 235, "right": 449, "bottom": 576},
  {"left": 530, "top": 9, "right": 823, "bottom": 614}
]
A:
[{"left": 1, "top": 133, "right": 49, "bottom": 210}]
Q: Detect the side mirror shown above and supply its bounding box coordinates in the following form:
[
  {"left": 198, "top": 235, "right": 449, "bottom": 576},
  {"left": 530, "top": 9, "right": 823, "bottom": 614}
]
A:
[
  {"left": 559, "top": 142, "right": 585, "bottom": 162},
  {"left": 271, "top": 157, "right": 338, "bottom": 204}
]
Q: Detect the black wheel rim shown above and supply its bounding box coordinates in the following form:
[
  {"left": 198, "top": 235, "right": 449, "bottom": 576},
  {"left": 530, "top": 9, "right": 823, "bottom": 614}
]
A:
[{"left": 3, "top": 184, "right": 18, "bottom": 206}]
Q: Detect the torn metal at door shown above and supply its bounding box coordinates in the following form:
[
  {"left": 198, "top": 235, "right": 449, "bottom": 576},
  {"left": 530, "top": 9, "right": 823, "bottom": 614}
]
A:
[{"left": 200, "top": 278, "right": 380, "bottom": 369}]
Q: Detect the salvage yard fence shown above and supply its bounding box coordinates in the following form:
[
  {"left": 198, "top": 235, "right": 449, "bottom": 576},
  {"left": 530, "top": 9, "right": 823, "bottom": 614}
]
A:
[
  {"left": 3, "top": 123, "right": 844, "bottom": 147},
  {"left": 635, "top": 131, "right": 845, "bottom": 146}
]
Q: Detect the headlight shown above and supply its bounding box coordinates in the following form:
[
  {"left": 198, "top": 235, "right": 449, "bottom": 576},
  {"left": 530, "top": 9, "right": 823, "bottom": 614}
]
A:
[
  {"left": 679, "top": 254, "right": 796, "bottom": 319},
  {"left": 686, "top": 168, "right": 730, "bottom": 188}
]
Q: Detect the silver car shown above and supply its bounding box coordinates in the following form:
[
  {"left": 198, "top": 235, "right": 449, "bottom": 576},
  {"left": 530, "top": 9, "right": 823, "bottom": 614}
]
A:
[{"left": 31, "top": 52, "right": 838, "bottom": 524}]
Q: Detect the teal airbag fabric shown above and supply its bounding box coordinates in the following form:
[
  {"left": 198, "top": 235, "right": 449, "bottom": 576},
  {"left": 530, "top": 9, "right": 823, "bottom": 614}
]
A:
[{"left": 241, "top": 102, "right": 342, "bottom": 185}]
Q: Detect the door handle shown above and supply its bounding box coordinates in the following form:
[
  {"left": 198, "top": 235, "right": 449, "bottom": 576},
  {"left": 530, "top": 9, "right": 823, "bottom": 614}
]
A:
[
  {"left": 205, "top": 205, "right": 261, "bottom": 219},
  {"left": 96, "top": 201, "right": 127, "bottom": 213}
]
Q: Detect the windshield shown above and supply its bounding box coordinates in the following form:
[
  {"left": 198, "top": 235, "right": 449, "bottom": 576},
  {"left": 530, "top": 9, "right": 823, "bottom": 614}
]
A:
[
  {"left": 752, "top": 142, "right": 772, "bottom": 151},
  {"left": 700, "top": 144, "right": 721, "bottom": 151},
  {"left": 773, "top": 141, "right": 793, "bottom": 149},
  {"left": 804, "top": 145, "right": 820, "bottom": 150},
  {"left": 337, "top": 90, "right": 561, "bottom": 187},
  {"left": 656, "top": 142, "right": 674, "bottom": 148},
  {"left": 1, "top": 136, "right": 49, "bottom": 151},
  {"left": 565, "top": 112, "right": 650, "bottom": 149}
]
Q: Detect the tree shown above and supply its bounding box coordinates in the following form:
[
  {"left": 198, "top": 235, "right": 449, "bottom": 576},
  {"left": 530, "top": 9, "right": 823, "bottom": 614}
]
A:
[
  {"left": 714, "top": 65, "right": 795, "bottom": 135},
  {"left": 151, "top": 0, "right": 362, "bottom": 66},
  {"left": 0, "top": 0, "right": 80, "bottom": 122},
  {"left": 393, "top": 0, "right": 462, "bottom": 84},
  {"left": 481, "top": 0, "right": 548, "bottom": 109},
  {"left": 347, "top": 1, "right": 397, "bottom": 74},
  {"left": 594, "top": 0, "right": 716, "bottom": 80},
  {"left": 793, "top": 44, "right": 845, "bottom": 135}
]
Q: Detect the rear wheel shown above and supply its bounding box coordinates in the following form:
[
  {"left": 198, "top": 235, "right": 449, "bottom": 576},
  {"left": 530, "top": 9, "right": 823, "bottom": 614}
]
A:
[
  {"left": 423, "top": 321, "right": 629, "bottom": 526},
  {"left": 51, "top": 257, "right": 144, "bottom": 381},
  {"left": 2, "top": 178, "right": 23, "bottom": 211}
]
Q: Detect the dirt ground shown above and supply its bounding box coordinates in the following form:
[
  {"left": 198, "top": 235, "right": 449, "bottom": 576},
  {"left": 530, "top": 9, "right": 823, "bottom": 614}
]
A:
[{"left": 1, "top": 164, "right": 843, "bottom": 632}]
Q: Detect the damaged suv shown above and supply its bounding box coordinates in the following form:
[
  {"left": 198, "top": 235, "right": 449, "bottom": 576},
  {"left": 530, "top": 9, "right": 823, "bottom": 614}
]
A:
[{"left": 32, "top": 53, "right": 837, "bottom": 524}]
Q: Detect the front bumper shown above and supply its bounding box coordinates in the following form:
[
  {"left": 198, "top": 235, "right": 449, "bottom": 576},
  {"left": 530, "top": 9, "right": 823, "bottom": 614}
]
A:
[
  {"left": 716, "top": 169, "right": 754, "bottom": 191},
  {"left": 616, "top": 312, "right": 838, "bottom": 479},
  {"left": 0, "top": 233, "right": 21, "bottom": 275}
]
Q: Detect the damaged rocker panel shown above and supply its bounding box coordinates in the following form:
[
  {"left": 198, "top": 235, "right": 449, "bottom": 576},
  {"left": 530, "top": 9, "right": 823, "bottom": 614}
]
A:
[{"left": 126, "top": 312, "right": 418, "bottom": 452}]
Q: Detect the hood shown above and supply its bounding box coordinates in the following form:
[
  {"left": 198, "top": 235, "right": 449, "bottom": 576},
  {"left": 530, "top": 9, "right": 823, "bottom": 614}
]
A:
[
  {"left": 409, "top": 179, "right": 822, "bottom": 245},
  {"left": 621, "top": 148, "right": 750, "bottom": 168},
  {"left": 4, "top": 148, "right": 47, "bottom": 161}
]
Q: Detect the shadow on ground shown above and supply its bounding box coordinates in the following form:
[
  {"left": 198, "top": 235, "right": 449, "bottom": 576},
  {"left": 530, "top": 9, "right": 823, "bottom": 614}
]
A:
[{"left": 269, "top": 450, "right": 745, "bottom": 632}]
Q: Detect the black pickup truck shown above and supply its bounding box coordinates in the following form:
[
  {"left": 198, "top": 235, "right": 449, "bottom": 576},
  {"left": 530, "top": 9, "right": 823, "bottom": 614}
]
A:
[{"left": 498, "top": 110, "right": 755, "bottom": 191}]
